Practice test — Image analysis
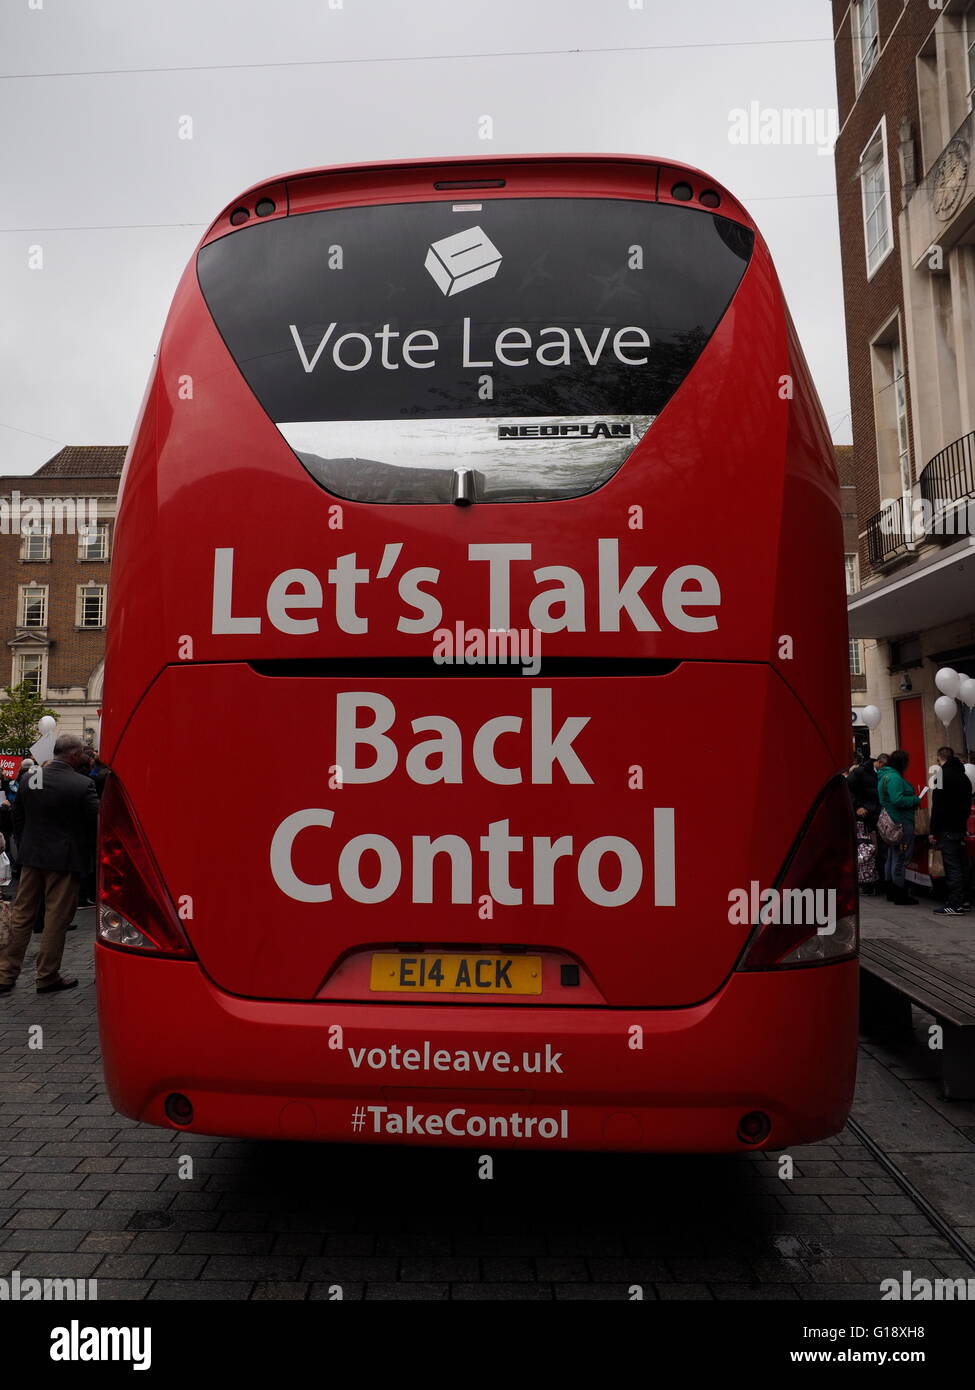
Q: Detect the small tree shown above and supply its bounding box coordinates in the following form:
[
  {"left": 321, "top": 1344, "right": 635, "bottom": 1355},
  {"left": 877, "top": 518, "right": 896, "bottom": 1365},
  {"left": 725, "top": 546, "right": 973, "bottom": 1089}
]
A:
[{"left": 0, "top": 682, "right": 58, "bottom": 754}]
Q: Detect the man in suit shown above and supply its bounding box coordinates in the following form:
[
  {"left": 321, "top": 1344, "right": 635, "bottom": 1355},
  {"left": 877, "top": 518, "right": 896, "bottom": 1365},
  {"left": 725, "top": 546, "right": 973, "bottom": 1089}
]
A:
[{"left": 0, "top": 735, "right": 100, "bottom": 995}]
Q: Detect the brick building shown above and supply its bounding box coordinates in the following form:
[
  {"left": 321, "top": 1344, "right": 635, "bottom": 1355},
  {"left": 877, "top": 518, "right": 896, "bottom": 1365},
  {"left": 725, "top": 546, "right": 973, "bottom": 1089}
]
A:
[
  {"left": 0, "top": 446, "right": 125, "bottom": 745},
  {"left": 834, "top": 0, "right": 975, "bottom": 772},
  {"left": 837, "top": 443, "right": 871, "bottom": 755}
]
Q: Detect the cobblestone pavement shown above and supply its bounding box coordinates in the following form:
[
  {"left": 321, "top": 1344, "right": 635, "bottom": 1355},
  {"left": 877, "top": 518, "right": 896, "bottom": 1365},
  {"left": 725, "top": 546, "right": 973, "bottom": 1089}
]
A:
[{"left": 1, "top": 910, "right": 972, "bottom": 1301}]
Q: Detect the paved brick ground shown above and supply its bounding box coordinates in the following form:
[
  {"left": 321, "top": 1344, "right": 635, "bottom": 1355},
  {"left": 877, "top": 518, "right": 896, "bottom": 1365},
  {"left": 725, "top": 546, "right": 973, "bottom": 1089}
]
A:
[
  {"left": 0, "top": 909, "right": 971, "bottom": 1300},
  {"left": 857, "top": 894, "right": 975, "bottom": 1247}
]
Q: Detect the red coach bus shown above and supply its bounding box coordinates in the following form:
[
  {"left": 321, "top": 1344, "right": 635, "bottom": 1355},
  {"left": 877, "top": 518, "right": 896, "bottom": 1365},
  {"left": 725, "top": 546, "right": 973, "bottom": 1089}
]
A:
[{"left": 96, "top": 154, "right": 858, "bottom": 1152}]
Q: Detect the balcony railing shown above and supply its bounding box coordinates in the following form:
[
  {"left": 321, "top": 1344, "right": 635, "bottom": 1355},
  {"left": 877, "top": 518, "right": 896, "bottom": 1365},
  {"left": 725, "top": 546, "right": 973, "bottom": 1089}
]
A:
[
  {"left": 863, "top": 432, "right": 975, "bottom": 575},
  {"left": 865, "top": 500, "right": 909, "bottom": 568},
  {"left": 918, "top": 429, "right": 975, "bottom": 522}
]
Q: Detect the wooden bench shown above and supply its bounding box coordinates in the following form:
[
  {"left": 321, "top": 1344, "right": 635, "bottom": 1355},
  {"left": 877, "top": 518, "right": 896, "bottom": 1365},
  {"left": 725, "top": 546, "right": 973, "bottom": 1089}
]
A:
[{"left": 860, "top": 939, "right": 975, "bottom": 1099}]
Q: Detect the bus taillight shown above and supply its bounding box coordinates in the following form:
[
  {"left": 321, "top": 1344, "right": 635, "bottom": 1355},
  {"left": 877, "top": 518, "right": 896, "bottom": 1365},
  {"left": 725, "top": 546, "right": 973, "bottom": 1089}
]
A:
[
  {"left": 97, "top": 775, "right": 195, "bottom": 958},
  {"left": 737, "top": 777, "right": 859, "bottom": 970}
]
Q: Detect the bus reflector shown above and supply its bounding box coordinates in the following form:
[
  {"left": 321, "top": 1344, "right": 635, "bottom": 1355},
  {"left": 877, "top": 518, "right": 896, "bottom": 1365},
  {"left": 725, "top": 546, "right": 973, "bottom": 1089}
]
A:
[
  {"left": 737, "top": 1110, "right": 770, "bottom": 1144},
  {"left": 736, "top": 777, "right": 858, "bottom": 970},
  {"left": 164, "top": 1093, "right": 194, "bottom": 1126},
  {"left": 97, "top": 776, "right": 195, "bottom": 958}
]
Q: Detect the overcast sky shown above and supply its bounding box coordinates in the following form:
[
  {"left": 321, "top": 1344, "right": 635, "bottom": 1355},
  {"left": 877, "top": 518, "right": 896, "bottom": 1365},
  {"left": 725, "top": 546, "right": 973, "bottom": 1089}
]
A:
[{"left": 0, "top": 0, "right": 850, "bottom": 476}]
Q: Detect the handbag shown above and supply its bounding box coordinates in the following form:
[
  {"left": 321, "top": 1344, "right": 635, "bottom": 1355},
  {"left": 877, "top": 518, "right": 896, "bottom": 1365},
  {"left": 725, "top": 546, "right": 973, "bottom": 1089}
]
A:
[
  {"left": 877, "top": 809, "right": 903, "bottom": 845},
  {"left": 928, "top": 848, "right": 944, "bottom": 878},
  {"left": 0, "top": 850, "right": 10, "bottom": 885}
]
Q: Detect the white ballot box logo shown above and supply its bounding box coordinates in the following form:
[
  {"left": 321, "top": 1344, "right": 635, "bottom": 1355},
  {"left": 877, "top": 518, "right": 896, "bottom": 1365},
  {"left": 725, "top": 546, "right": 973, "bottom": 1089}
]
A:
[{"left": 424, "top": 226, "right": 502, "bottom": 296}]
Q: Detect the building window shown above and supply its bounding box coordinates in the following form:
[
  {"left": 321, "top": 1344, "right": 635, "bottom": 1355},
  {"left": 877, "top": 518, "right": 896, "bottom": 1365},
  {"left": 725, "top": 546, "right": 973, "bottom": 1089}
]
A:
[
  {"left": 845, "top": 554, "right": 859, "bottom": 596},
  {"left": 891, "top": 336, "right": 911, "bottom": 498},
  {"left": 20, "top": 525, "right": 51, "bottom": 561},
  {"left": 870, "top": 316, "right": 913, "bottom": 538},
  {"left": 849, "top": 640, "right": 863, "bottom": 677},
  {"left": 888, "top": 636, "right": 922, "bottom": 669},
  {"left": 854, "top": 0, "right": 880, "bottom": 86},
  {"left": 78, "top": 521, "right": 110, "bottom": 561},
  {"left": 19, "top": 586, "right": 48, "bottom": 628},
  {"left": 13, "top": 653, "right": 44, "bottom": 696},
  {"left": 78, "top": 584, "right": 107, "bottom": 628},
  {"left": 860, "top": 120, "right": 893, "bottom": 277}
]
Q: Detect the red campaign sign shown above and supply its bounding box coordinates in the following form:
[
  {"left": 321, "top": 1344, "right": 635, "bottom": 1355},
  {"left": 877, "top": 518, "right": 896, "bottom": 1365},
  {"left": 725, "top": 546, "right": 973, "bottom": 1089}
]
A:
[{"left": 0, "top": 754, "right": 24, "bottom": 782}]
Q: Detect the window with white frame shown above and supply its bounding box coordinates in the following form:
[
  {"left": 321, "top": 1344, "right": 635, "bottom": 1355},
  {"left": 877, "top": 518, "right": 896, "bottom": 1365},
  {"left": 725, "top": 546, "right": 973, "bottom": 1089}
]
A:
[
  {"left": 891, "top": 336, "right": 911, "bottom": 498},
  {"left": 845, "top": 554, "right": 859, "bottom": 596},
  {"left": 19, "top": 585, "right": 47, "bottom": 628},
  {"left": 20, "top": 524, "right": 51, "bottom": 561},
  {"left": 849, "top": 640, "right": 863, "bottom": 677},
  {"left": 14, "top": 652, "right": 44, "bottom": 696},
  {"left": 77, "top": 584, "right": 107, "bottom": 628},
  {"left": 854, "top": 0, "right": 880, "bottom": 86},
  {"left": 78, "top": 520, "right": 110, "bottom": 561},
  {"left": 860, "top": 121, "right": 893, "bottom": 276},
  {"left": 870, "top": 319, "right": 913, "bottom": 541}
]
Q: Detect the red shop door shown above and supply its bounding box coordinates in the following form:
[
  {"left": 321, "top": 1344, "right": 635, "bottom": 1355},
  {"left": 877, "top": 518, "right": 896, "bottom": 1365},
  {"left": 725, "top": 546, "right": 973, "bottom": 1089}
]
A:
[{"left": 894, "top": 696, "right": 927, "bottom": 793}]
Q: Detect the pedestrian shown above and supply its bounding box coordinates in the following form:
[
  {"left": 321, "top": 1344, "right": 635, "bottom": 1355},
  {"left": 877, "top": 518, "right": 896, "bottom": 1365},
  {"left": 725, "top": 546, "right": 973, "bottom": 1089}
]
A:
[
  {"left": 878, "top": 749, "right": 921, "bottom": 906},
  {"left": 848, "top": 754, "right": 881, "bottom": 894},
  {"left": 4, "top": 759, "right": 34, "bottom": 891},
  {"left": 75, "top": 749, "right": 98, "bottom": 907},
  {"left": 848, "top": 755, "right": 880, "bottom": 830},
  {"left": 0, "top": 735, "right": 99, "bottom": 996},
  {"left": 929, "top": 745, "right": 973, "bottom": 917},
  {"left": 88, "top": 751, "right": 107, "bottom": 800},
  {"left": 5, "top": 758, "right": 33, "bottom": 806},
  {"left": 0, "top": 787, "right": 12, "bottom": 878}
]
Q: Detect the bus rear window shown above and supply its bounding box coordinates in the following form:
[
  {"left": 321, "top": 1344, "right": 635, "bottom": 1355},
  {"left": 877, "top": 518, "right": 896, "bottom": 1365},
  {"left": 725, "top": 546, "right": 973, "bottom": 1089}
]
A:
[{"left": 197, "top": 197, "right": 753, "bottom": 503}]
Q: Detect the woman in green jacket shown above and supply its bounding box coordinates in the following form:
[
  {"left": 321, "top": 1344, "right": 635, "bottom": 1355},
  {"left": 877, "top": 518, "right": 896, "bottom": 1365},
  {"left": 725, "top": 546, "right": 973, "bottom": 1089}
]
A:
[{"left": 878, "top": 749, "right": 921, "bottom": 905}]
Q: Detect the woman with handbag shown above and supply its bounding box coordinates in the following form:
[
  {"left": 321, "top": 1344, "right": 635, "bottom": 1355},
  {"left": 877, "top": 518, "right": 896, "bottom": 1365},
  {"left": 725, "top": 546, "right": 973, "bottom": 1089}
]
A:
[{"left": 877, "top": 749, "right": 921, "bottom": 905}]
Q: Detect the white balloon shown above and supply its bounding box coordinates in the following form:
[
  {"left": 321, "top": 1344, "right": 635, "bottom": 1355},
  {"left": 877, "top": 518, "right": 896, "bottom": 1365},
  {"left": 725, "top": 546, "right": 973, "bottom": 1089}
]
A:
[
  {"left": 862, "top": 705, "right": 882, "bottom": 730},
  {"left": 934, "top": 695, "right": 958, "bottom": 728},
  {"left": 959, "top": 675, "right": 975, "bottom": 709},
  {"left": 37, "top": 716, "right": 56, "bottom": 735},
  {"left": 965, "top": 764, "right": 975, "bottom": 792},
  {"left": 935, "top": 667, "right": 960, "bottom": 698}
]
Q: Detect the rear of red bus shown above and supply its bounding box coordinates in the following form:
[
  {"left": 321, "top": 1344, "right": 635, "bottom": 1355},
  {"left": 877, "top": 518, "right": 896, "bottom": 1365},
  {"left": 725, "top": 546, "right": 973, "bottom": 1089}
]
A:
[{"left": 95, "top": 155, "right": 858, "bottom": 1152}]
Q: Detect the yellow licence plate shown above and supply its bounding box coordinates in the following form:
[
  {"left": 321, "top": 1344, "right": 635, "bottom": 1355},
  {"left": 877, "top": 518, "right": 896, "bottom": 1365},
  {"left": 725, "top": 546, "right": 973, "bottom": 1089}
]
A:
[{"left": 370, "top": 953, "right": 542, "bottom": 995}]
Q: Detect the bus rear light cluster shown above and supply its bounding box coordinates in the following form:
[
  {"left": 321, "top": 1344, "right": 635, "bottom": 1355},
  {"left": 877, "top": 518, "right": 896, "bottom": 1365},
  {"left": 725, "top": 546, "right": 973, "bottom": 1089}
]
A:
[
  {"left": 669, "top": 180, "right": 721, "bottom": 208},
  {"left": 97, "top": 775, "right": 195, "bottom": 958},
  {"left": 737, "top": 777, "right": 858, "bottom": 971},
  {"left": 229, "top": 197, "right": 276, "bottom": 227},
  {"left": 98, "top": 905, "right": 156, "bottom": 951}
]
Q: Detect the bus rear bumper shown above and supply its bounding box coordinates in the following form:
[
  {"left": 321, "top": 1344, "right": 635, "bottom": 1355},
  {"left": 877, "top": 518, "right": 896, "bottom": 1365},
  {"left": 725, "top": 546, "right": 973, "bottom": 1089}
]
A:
[{"left": 95, "top": 945, "right": 858, "bottom": 1152}]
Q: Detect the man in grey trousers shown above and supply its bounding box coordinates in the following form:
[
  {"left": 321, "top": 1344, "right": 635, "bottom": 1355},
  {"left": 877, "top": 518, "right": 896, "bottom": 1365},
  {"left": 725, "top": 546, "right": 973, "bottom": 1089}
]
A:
[{"left": 0, "top": 735, "right": 99, "bottom": 995}]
